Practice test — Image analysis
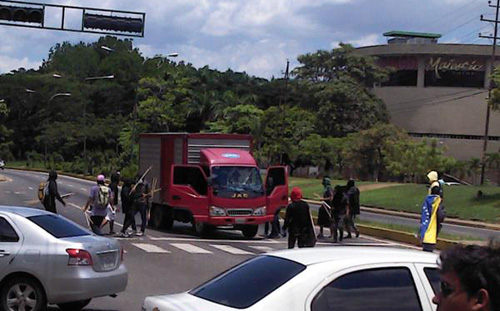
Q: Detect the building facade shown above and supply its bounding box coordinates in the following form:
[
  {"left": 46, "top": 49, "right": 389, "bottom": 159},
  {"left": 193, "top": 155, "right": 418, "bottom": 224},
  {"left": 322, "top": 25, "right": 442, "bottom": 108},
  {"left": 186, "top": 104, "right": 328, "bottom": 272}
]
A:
[{"left": 357, "top": 31, "right": 500, "bottom": 161}]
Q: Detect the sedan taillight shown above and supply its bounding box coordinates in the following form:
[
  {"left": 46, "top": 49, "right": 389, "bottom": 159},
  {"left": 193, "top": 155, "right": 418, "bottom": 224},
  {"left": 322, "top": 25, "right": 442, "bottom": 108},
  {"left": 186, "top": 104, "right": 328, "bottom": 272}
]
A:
[{"left": 66, "top": 249, "right": 93, "bottom": 266}]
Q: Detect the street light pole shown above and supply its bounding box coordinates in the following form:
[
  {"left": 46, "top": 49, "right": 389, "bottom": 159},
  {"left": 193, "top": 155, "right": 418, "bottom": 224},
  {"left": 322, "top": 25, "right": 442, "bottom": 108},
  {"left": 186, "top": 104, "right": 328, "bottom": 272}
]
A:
[{"left": 44, "top": 92, "right": 72, "bottom": 166}]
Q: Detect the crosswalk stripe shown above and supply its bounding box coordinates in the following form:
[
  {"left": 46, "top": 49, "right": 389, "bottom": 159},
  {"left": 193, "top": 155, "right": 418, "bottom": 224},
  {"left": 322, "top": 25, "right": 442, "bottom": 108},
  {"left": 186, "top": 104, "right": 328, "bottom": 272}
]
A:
[
  {"left": 149, "top": 237, "right": 281, "bottom": 244},
  {"left": 171, "top": 243, "right": 212, "bottom": 254},
  {"left": 210, "top": 244, "right": 254, "bottom": 255},
  {"left": 132, "top": 243, "right": 170, "bottom": 253},
  {"left": 249, "top": 246, "right": 275, "bottom": 252}
]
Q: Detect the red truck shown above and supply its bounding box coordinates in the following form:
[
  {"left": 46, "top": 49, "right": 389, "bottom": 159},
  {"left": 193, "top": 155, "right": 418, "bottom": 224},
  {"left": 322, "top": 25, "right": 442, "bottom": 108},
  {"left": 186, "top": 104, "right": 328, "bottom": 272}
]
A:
[{"left": 139, "top": 133, "right": 289, "bottom": 238}]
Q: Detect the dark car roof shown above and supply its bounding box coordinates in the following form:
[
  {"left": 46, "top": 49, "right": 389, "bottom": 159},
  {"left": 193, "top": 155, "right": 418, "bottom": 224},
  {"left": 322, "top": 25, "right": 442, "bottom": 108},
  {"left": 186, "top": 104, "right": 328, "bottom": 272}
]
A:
[{"left": 0, "top": 205, "right": 52, "bottom": 217}]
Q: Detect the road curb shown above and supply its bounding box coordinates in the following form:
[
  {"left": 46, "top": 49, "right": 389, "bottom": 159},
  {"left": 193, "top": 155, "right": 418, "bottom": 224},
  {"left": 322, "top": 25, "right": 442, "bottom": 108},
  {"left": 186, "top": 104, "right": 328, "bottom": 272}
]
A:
[
  {"left": 302, "top": 199, "right": 500, "bottom": 231},
  {"left": 282, "top": 205, "right": 484, "bottom": 250}
]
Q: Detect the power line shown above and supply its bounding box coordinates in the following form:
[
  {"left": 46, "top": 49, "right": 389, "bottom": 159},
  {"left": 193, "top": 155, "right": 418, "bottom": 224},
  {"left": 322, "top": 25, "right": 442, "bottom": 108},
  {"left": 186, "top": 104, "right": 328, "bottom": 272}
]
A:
[
  {"left": 385, "top": 89, "right": 478, "bottom": 108},
  {"left": 390, "top": 90, "right": 487, "bottom": 114},
  {"left": 420, "top": 0, "right": 484, "bottom": 33}
]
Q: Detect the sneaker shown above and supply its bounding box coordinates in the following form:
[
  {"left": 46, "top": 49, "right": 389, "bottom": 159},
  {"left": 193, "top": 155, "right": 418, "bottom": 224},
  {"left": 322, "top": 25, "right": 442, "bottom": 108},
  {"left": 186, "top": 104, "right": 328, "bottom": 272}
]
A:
[
  {"left": 136, "top": 231, "right": 144, "bottom": 236},
  {"left": 317, "top": 234, "right": 324, "bottom": 239},
  {"left": 109, "top": 231, "right": 116, "bottom": 235},
  {"left": 118, "top": 232, "right": 128, "bottom": 238},
  {"left": 355, "top": 231, "right": 360, "bottom": 238}
]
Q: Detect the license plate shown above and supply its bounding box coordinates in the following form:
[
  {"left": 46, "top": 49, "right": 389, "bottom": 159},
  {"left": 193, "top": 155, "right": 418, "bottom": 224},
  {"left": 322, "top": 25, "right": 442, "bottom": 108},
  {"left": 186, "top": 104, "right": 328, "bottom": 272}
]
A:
[
  {"left": 235, "top": 218, "right": 246, "bottom": 224},
  {"left": 100, "top": 253, "right": 116, "bottom": 270}
]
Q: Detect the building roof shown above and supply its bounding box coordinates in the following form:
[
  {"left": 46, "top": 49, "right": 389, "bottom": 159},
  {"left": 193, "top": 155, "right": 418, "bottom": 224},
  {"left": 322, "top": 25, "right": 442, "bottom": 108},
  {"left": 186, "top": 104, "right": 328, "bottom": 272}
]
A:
[
  {"left": 383, "top": 30, "right": 442, "bottom": 39},
  {"left": 356, "top": 43, "right": 496, "bottom": 57}
]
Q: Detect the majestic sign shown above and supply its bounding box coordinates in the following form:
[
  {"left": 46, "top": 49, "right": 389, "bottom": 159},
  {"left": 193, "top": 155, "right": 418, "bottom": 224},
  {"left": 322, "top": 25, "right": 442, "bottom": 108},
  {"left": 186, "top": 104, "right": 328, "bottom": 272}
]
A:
[
  {"left": 427, "top": 57, "right": 484, "bottom": 79},
  {"left": 425, "top": 57, "right": 485, "bottom": 87}
]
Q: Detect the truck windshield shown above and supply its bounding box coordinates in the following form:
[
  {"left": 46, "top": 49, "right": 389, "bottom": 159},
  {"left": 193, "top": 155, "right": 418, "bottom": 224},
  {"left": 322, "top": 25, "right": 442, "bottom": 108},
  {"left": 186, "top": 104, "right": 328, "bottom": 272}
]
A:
[{"left": 211, "top": 166, "right": 264, "bottom": 198}]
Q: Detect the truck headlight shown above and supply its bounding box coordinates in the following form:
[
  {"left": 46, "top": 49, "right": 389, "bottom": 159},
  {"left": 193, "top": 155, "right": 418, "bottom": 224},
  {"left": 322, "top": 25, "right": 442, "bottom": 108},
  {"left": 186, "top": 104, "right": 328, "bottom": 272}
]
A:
[
  {"left": 253, "top": 206, "right": 266, "bottom": 216},
  {"left": 210, "top": 206, "right": 227, "bottom": 216}
]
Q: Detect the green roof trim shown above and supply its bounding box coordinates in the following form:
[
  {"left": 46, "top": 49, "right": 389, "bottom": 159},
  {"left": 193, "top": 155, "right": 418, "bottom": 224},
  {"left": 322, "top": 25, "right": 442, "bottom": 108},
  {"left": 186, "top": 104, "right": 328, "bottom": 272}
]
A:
[{"left": 383, "top": 31, "right": 442, "bottom": 39}]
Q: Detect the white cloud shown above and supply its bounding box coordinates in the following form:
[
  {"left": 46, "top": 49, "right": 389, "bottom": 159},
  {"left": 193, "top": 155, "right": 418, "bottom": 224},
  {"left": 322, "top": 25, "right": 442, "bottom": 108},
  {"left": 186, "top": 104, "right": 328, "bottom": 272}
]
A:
[
  {"left": 0, "top": 55, "right": 41, "bottom": 73},
  {"left": 348, "top": 34, "right": 381, "bottom": 47}
]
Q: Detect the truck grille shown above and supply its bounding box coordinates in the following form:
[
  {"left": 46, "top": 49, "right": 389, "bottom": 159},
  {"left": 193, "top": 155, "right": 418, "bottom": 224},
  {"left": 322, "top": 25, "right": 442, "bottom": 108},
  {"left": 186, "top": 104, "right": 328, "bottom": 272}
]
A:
[{"left": 226, "top": 209, "right": 253, "bottom": 216}]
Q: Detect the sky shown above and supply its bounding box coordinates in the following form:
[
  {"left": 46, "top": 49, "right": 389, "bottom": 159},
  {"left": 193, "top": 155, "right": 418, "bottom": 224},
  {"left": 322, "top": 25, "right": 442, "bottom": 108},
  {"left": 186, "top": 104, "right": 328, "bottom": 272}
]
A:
[{"left": 0, "top": 0, "right": 496, "bottom": 79}]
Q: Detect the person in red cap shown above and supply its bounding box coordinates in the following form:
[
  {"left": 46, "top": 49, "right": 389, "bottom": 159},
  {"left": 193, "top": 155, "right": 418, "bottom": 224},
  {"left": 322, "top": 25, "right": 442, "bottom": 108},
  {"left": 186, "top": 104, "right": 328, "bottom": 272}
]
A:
[{"left": 282, "top": 187, "right": 315, "bottom": 249}]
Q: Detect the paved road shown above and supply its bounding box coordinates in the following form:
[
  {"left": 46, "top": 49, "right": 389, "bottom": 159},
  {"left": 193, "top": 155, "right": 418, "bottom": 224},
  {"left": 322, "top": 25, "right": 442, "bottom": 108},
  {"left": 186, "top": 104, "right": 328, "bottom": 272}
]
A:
[{"left": 0, "top": 169, "right": 402, "bottom": 311}]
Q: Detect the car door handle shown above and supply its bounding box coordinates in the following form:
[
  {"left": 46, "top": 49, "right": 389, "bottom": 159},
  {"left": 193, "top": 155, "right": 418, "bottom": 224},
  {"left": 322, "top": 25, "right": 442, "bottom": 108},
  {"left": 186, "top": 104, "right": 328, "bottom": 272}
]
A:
[
  {"left": 0, "top": 251, "right": 11, "bottom": 257},
  {"left": 172, "top": 195, "right": 181, "bottom": 200}
]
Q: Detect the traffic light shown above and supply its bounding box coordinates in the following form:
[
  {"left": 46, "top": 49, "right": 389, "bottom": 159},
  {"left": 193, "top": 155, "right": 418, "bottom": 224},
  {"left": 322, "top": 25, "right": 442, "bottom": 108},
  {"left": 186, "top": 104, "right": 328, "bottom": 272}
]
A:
[
  {"left": 0, "top": 5, "right": 44, "bottom": 24},
  {"left": 83, "top": 13, "right": 143, "bottom": 34}
]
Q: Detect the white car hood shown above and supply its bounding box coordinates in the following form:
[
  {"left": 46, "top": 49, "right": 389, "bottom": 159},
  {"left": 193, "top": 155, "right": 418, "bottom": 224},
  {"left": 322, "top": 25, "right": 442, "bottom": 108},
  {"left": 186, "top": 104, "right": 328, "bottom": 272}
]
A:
[{"left": 143, "top": 292, "right": 237, "bottom": 311}]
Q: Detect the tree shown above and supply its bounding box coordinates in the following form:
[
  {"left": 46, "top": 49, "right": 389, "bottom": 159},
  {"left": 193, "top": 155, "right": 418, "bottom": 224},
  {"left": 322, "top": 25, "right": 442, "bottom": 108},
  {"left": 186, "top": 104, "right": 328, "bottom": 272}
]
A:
[
  {"left": 205, "top": 104, "right": 264, "bottom": 135},
  {"left": 344, "top": 123, "right": 407, "bottom": 181},
  {"left": 256, "top": 105, "right": 316, "bottom": 168},
  {"left": 485, "top": 152, "right": 500, "bottom": 185},
  {"left": 0, "top": 99, "right": 13, "bottom": 159},
  {"left": 293, "top": 43, "right": 390, "bottom": 137}
]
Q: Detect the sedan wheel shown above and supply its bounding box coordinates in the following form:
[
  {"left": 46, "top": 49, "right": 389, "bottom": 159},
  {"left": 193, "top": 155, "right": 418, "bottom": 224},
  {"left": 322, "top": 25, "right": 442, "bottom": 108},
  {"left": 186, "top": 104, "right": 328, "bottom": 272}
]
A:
[{"left": 1, "top": 276, "right": 46, "bottom": 311}]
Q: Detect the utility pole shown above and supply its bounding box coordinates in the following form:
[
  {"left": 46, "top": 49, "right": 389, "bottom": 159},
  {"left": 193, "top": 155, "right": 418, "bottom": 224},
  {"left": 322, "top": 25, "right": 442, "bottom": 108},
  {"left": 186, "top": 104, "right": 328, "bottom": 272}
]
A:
[
  {"left": 479, "top": 0, "right": 500, "bottom": 185},
  {"left": 279, "top": 60, "right": 290, "bottom": 165}
]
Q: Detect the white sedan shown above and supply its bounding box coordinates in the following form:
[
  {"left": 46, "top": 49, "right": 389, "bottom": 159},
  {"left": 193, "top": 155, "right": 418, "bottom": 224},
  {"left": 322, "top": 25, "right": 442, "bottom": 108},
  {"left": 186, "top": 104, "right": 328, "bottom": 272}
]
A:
[{"left": 142, "top": 246, "right": 439, "bottom": 311}]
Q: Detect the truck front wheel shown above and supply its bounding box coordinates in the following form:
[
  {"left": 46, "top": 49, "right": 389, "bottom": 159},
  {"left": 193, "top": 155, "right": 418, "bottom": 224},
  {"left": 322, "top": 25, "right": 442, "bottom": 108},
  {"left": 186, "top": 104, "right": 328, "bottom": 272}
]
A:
[
  {"left": 242, "top": 225, "right": 258, "bottom": 238},
  {"left": 192, "top": 220, "right": 211, "bottom": 237}
]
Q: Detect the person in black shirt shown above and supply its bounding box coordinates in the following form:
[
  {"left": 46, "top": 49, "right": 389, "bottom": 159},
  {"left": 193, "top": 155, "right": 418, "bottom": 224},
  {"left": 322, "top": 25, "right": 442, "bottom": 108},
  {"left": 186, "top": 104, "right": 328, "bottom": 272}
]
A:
[
  {"left": 42, "top": 170, "right": 66, "bottom": 213},
  {"left": 282, "top": 187, "right": 314, "bottom": 249},
  {"left": 331, "top": 185, "right": 348, "bottom": 242},
  {"left": 345, "top": 179, "right": 360, "bottom": 238}
]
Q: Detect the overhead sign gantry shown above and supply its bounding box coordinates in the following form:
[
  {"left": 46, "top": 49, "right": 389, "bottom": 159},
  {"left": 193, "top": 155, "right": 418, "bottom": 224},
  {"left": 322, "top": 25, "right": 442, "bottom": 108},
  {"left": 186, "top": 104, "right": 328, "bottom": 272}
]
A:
[{"left": 0, "top": 0, "right": 145, "bottom": 37}]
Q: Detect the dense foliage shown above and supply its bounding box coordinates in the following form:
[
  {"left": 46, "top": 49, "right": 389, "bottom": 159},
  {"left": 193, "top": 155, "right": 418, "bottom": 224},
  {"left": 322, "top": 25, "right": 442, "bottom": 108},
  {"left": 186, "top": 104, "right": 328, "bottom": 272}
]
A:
[{"left": 0, "top": 37, "right": 470, "bottom": 181}]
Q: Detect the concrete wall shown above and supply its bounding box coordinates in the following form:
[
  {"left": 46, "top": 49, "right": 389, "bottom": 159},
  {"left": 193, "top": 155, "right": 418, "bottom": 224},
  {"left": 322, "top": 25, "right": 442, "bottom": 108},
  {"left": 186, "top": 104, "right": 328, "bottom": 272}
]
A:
[{"left": 373, "top": 87, "right": 500, "bottom": 160}]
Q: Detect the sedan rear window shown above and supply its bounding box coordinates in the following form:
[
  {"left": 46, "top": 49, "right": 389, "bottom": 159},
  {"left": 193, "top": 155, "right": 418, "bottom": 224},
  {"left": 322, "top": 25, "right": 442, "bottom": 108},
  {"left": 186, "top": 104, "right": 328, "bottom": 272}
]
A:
[
  {"left": 28, "top": 214, "right": 90, "bottom": 238},
  {"left": 190, "top": 255, "right": 305, "bottom": 309}
]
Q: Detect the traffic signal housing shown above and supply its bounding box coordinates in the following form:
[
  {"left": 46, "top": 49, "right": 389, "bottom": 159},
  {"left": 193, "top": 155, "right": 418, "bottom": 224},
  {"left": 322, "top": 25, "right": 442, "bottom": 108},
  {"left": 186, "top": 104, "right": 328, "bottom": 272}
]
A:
[
  {"left": 0, "top": 5, "right": 44, "bottom": 24},
  {"left": 83, "top": 13, "right": 143, "bottom": 34}
]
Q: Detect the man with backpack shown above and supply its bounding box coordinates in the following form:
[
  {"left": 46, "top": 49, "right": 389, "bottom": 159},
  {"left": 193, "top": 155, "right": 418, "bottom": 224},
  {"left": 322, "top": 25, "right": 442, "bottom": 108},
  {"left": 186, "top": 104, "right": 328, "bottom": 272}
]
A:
[
  {"left": 83, "top": 174, "right": 114, "bottom": 235},
  {"left": 41, "top": 170, "right": 66, "bottom": 213}
]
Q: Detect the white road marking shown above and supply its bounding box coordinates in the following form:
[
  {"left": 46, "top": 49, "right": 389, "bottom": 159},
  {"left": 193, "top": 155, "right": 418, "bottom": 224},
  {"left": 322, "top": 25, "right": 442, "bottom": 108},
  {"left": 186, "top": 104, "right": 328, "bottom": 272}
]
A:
[
  {"left": 14, "top": 191, "right": 22, "bottom": 194},
  {"left": 249, "top": 246, "right": 275, "bottom": 252},
  {"left": 80, "top": 188, "right": 87, "bottom": 191},
  {"left": 149, "top": 237, "right": 281, "bottom": 244},
  {"left": 170, "top": 243, "right": 212, "bottom": 254},
  {"left": 68, "top": 202, "right": 83, "bottom": 210},
  {"left": 68, "top": 184, "right": 74, "bottom": 188},
  {"left": 132, "top": 243, "right": 170, "bottom": 253},
  {"left": 210, "top": 244, "right": 254, "bottom": 255},
  {"left": 28, "top": 186, "right": 33, "bottom": 190}
]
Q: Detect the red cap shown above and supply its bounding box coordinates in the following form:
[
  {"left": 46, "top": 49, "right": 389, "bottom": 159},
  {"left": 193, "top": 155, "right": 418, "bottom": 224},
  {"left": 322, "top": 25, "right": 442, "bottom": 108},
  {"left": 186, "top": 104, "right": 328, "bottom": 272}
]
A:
[{"left": 290, "top": 187, "right": 303, "bottom": 201}]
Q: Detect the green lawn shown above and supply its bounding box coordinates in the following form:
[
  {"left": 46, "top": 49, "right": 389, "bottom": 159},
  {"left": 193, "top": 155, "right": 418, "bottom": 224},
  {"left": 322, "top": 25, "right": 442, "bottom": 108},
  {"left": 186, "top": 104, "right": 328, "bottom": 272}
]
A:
[{"left": 290, "top": 177, "right": 500, "bottom": 224}]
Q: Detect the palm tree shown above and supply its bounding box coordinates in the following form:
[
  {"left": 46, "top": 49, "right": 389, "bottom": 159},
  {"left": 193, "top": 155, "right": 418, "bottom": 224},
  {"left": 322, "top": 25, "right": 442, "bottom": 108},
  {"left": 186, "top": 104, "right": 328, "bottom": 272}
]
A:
[
  {"left": 485, "top": 152, "right": 500, "bottom": 185},
  {"left": 467, "top": 158, "right": 482, "bottom": 185}
]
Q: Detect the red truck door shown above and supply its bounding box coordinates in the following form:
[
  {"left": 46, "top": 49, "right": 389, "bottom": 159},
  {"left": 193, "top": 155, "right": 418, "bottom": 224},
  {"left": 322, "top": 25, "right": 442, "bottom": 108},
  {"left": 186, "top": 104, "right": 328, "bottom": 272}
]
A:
[
  {"left": 265, "top": 166, "right": 288, "bottom": 215},
  {"left": 169, "top": 165, "right": 209, "bottom": 217}
]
